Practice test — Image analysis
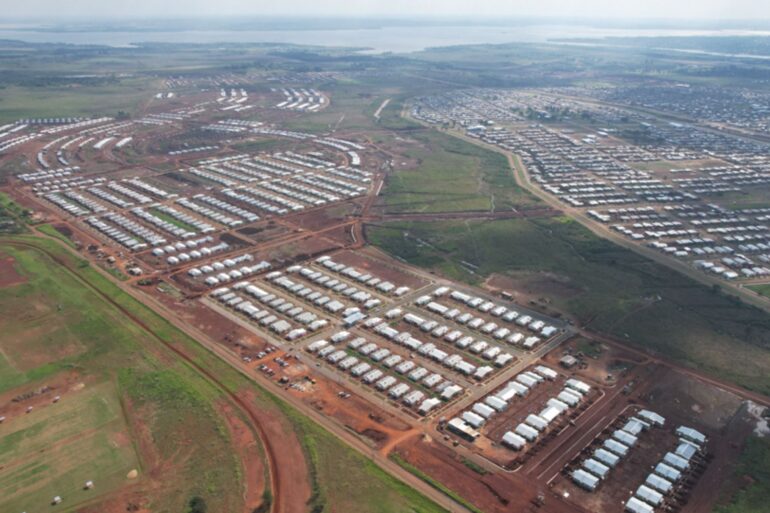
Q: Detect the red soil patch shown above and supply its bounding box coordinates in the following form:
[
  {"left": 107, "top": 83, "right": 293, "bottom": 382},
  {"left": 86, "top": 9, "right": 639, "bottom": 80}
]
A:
[
  {"left": 0, "top": 370, "right": 85, "bottom": 422},
  {"left": 216, "top": 399, "right": 267, "bottom": 513},
  {"left": 0, "top": 254, "right": 26, "bottom": 288},
  {"left": 394, "top": 435, "right": 578, "bottom": 513},
  {"left": 336, "top": 247, "right": 429, "bottom": 290},
  {"left": 283, "top": 201, "right": 361, "bottom": 232}
]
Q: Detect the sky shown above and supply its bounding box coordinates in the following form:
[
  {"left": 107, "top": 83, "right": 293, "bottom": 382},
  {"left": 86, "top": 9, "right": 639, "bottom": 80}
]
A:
[{"left": 6, "top": 0, "right": 770, "bottom": 22}]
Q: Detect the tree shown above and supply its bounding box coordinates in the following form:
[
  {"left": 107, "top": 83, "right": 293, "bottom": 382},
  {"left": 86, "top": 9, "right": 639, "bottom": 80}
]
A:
[{"left": 188, "top": 496, "right": 207, "bottom": 513}]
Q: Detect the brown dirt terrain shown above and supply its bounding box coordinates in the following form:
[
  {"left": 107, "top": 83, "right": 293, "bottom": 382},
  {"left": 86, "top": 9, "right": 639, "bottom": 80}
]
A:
[
  {"left": 683, "top": 402, "right": 757, "bottom": 513},
  {"left": 541, "top": 338, "right": 646, "bottom": 385},
  {"left": 145, "top": 288, "right": 269, "bottom": 353},
  {"left": 0, "top": 253, "right": 26, "bottom": 288},
  {"left": 238, "top": 223, "right": 295, "bottom": 244},
  {"left": 395, "top": 435, "right": 577, "bottom": 513},
  {"left": 486, "top": 271, "right": 583, "bottom": 303},
  {"left": 260, "top": 234, "right": 344, "bottom": 264},
  {"left": 283, "top": 201, "right": 362, "bottom": 232},
  {"left": 336, "top": 247, "right": 430, "bottom": 290},
  {"left": 290, "top": 374, "right": 414, "bottom": 450},
  {"left": 0, "top": 370, "right": 86, "bottom": 424}
]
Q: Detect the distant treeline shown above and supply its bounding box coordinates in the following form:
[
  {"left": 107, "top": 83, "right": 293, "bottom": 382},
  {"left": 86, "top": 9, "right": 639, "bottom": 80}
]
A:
[{"left": 556, "top": 35, "right": 770, "bottom": 57}]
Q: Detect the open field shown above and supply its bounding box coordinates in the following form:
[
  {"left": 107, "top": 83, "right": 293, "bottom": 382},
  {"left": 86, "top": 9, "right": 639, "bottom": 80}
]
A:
[
  {"left": 378, "top": 129, "right": 537, "bottom": 214},
  {"left": 0, "top": 75, "right": 163, "bottom": 123},
  {"left": 0, "top": 381, "right": 139, "bottom": 513},
  {"left": 0, "top": 240, "right": 247, "bottom": 513},
  {"left": 718, "top": 186, "right": 770, "bottom": 211}
]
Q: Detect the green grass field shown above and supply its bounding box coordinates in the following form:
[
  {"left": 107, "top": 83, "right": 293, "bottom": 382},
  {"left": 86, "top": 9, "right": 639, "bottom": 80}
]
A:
[
  {"left": 0, "top": 241, "right": 244, "bottom": 513},
  {"left": 148, "top": 207, "right": 198, "bottom": 233},
  {"left": 368, "top": 216, "right": 770, "bottom": 395},
  {"left": 0, "top": 192, "right": 28, "bottom": 234},
  {"left": 0, "top": 78, "right": 157, "bottom": 122},
  {"left": 379, "top": 129, "right": 536, "bottom": 214},
  {"left": 749, "top": 284, "right": 770, "bottom": 299},
  {"left": 717, "top": 185, "right": 770, "bottom": 211},
  {"left": 0, "top": 382, "right": 139, "bottom": 513}
]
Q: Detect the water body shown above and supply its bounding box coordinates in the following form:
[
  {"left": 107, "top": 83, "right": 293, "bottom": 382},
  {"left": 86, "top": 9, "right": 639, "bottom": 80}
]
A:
[{"left": 1, "top": 24, "right": 770, "bottom": 53}]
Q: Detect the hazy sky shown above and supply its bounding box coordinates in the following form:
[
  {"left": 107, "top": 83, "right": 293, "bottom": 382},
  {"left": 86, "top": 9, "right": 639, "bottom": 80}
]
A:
[{"left": 7, "top": 0, "right": 770, "bottom": 21}]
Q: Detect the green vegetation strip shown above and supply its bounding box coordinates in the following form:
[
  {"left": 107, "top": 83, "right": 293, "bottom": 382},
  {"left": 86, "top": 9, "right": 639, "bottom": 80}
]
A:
[
  {"left": 748, "top": 284, "right": 770, "bottom": 300},
  {"left": 36, "top": 224, "right": 77, "bottom": 248},
  {"left": 0, "top": 192, "right": 28, "bottom": 234},
  {"left": 276, "top": 401, "right": 450, "bottom": 513},
  {"left": 460, "top": 457, "right": 489, "bottom": 476},
  {"left": 148, "top": 207, "right": 198, "bottom": 233}
]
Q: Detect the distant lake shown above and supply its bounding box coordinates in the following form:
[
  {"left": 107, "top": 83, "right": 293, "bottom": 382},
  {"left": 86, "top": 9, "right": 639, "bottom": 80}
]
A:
[{"left": 1, "top": 24, "right": 770, "bottom": 53}]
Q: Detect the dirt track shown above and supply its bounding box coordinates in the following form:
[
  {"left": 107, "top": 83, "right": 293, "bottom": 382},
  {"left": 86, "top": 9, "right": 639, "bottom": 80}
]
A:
[{"left": 362, "top": 206, "right": 560, "bottom": 223}]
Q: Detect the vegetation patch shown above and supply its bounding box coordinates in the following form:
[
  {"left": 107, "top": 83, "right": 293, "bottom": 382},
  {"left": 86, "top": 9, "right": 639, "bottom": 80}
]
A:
[
  {"left": 716, "top": 436, "right": 770, "bottom": 513},
  {"left": 749, "top": 284, "right": 770, "bottom": 299},
  {"left": 379, "top": 129, "right": 535, "bottom": 214},
  {"left": 0, "top": 381, "right": 140, "bottom": 513}
]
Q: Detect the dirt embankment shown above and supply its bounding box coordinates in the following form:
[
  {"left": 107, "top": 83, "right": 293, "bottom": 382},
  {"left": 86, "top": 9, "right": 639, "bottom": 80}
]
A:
[
  {"left": 236, "top": 388, "right": 312, "bottom": 513},
  {"left": 216, "top": 399, "right": 268, "bottom": 513}
]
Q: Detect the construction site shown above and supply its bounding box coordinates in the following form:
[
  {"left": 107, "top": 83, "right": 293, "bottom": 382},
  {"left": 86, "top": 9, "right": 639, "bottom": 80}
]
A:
[{"left": 1, "top": 73, "right": 767, "bottom": 513}]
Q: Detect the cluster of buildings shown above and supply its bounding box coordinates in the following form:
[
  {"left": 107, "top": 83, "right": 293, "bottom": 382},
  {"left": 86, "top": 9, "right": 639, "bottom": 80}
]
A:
[
  {"left": 412, "top": 88, "right": 770, "bottom": 285},
  {"left": 274, "top": 87, "right": 327, "bottom": 112}
]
